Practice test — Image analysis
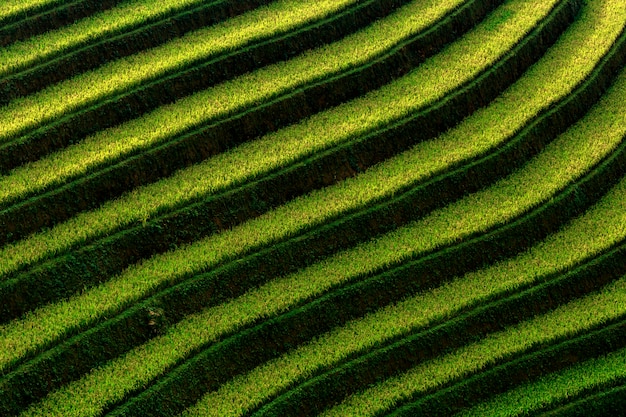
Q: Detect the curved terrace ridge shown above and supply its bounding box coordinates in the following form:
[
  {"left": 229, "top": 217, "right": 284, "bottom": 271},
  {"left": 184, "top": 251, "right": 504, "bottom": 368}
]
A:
[
  {"left": 0, "top": 0, "right": 620, "bottom": 286},
  {"left": 0, "top": 0, "right": 585, "bottom": 323},
  {"left": 0, "top": 0, "right": 410, "bottom": 171},
  {"left": 0, "top": 0, "right": 123, "bottom": 45},
  {"left": 0, "top": 0, "right": 383, "bottom": 103},
  {"left": 2, "top": 1, "right": 498, "bottom": 224},
  {"left": 106, "top": 110, "right": 626, "bottom": 416},
  {"left": 0, "top": 0, "right": 576, "bottom": 244},
  {"left": 1, "top": 0, "right": 625, "bottom": 415},
  {"left": 0, "top": 0, "right": 620, "bottom": 388},
  {"left": 5, "top": 62, "right": 624, "bottom": 414}
]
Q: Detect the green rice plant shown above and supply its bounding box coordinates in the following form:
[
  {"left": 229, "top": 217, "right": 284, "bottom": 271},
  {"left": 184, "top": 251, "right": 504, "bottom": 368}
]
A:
[
  {"left": 0, "top": 0, "right": 475, "bottom": 202},
  {"left": 0, "top": 0, "right": 623, "bottom": 363},
  {"left": 457, "top": 347, "right": 626, "bottom": 416},
  {"left": 0, "top": 1, "right": 296, "bottom": 108},
  {"left": 0, "top": 0, "right": 392, "bottom": 143},
  {"left": 1, "top": 0, "right": 497, "bottom": 203},
  {"left": 0, "top": 0, "right": 246, "bottom": 76},
  {"left": 0, "top": 0, "right": 600, "bottom": 261},
  {"left": 0, "top": 0, "right": 482, "bottom": 188},
  {"left": 17, "top": 236, "right": 626, "bottom": 417},
  {"left": 4, "top": 8, "right": 621, "bottom": 405},
  {"left": 542, "top": 384, "right": 626, "bottom": 416},
  {"left": 319, "top": 275, "right": 626, "bottom": 417},
  {"left": 0, "top": 0, "right": 616, "bottom": 320},
  {"left": 0, "top": 0, "right": 71, "bottom": 23},
  {"left": 7, "top": 59, "right": 626, "bottom": 413},
  {"left": 178, "top": 178, "right": 626, "bottom": 417},
  {"left": 1, "top": 0, "right": 620, "bottom": 412},
  {"left": 0, "top": 0, "right": 559, "bottom": 180}
]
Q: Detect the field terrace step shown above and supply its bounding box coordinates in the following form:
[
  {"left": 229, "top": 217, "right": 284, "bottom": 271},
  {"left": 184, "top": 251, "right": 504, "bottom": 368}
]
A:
[
  {"left": 0, "top": 0, "right": 501, "bottom": 236},
  {"left": 0, "top": 0, "right": 586, "bottom": 323},
  {"left": 39, "top": 188, "right": 626, "bottom": 417},
  {"left": 459, "top": 346, "right": 626, "bottom": 416},
  {"left": 1, "top": 0, "right": 620, "bottom": 330},
  {"left": 384, "top": 316, "right": 626, "bottom": 417},
  {"left": 171, "top": 116, "right": 626, "bottom": 416},
  {"left": 394, "top": 308, "right": 626, "bottom": 416},
  {"left": 0, "top": 0, "right": 123, "bottom": 46},
  {"left": 0, "top": 0, "right": 278, "bottom": 101},
  {"left": 87, "top": 65, "right": 626, "bottom": 413},
  {"left": 3, "top": 63, "right": 624, "bottom": 415},
  {"left": 191, "top": 245, "right": 626, "bottom": 417},
  {"left": 318, "top": 279, "right": 626, "bottom": 417},
  {"left": 542, "top": 383, "right": 626, "bottom": 417},
  {"left": 0, "top": 0, "right": 574, "bottom": 248},
  {"left": 0, "top": 0, "right": 412, "bottom": 173},
  {"left": 0, "top": 0, "right": 618, "bottom": 388},
  {"left": 0, "top": 0, "right": 620, "bottom": 378},
  {"left": 1, "top": 0, "right": 619, "bottom": 412},
  {"left": 110, "top": 123, "right": 626, "bottom": 416}
]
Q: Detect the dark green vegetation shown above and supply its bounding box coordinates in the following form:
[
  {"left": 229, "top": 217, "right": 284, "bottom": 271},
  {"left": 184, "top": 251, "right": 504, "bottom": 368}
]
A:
[{"left": 0, "top": 0, "right": 625, "bottom": 415}]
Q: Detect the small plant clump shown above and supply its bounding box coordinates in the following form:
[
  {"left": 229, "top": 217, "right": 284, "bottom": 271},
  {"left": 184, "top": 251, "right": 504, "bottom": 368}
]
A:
[{"left": 145, "top": 307, "right": 167, "bottom": 336}]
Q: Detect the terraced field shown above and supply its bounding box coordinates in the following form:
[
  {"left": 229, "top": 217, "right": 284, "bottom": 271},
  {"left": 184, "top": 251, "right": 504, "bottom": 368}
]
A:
[{"left": 0, "top": 0, "right": 625, "bottom": 415}]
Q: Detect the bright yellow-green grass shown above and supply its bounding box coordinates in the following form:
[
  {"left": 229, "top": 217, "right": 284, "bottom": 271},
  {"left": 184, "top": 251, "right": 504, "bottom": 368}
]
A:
[
  {"left": 0, "top": 0, "right": 469, "bottom": 196},
  {"left": 0, "top": 0, "right": 64, "bottom": 22},
  {"left": 0, "top": 0, "right": 551, "bottom": 183},
  {"left": 1, "top": 0, "right": 622, "bottom": 282},
  {"left": 0, "top": 0, "right": 381, "bottom": 142},
  {"left": 0, "top": 0, "right": 586, "bottom": 245},
  {"left": 320, "top": 275, "right": 626, "bottom": 417},
  {"left": 179, "top": 174, "right": 626, "bottom": 417},
  {"left": 1, "top": 3, "right": 624, "bottom": 369},
  {"left": 0, "top": 0, "right": 233, "bottom": 75},
  {"left": 458, "top": 347, "right": 626, "bottom": 416},
  {"left": 6, "top": 58, "right": 626, "bottom": 413},
  {"left": 17, "top": 189, "right": 626, "bottom": 417}
]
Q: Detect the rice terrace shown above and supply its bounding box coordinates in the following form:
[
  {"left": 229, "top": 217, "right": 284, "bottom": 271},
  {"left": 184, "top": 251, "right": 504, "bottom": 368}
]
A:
[{"left": 0, "top": 0, "right": 625, "bottom": 415}]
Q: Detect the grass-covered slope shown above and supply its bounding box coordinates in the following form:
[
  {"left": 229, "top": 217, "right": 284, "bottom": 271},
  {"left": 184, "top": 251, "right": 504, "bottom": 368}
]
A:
[
  {"left": 0, "top": 0, "right": 580, "bottom": 316},
  {"left": 0, "top": 0, "right": 124, "bottom": 45},
  {"left": 0, "top": 0, "right": 407, "bottom": 172},
  {"left": 0, "top": 0, "right": 504, "bottom": 239},
  {"left": 0, "top": 0, "right": 624, "bottom": 415}
]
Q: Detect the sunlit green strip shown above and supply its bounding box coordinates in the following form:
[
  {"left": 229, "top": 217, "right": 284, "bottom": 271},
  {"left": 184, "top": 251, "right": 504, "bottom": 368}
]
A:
[
  {"left": 0, "top": 0, "right": 465, "bottom": 199},
  {"left": 1, "top": 0, "right": 624, "bottom": 375},
  {"left": 1, "top": 0, "right": 598, "bottom": 277},
  {"left": 458, "top": 348, "right": 626, "bottom": 416},
  {"left": 0, "top": 0, "right": 225, "bottom": 75},
  {"left": 0, "top": 0, "right": 370, "bottom": 142},
  {"left": 180, "top": 178, "right": 626, "bottom": 417},
  {"left": 0, "top": 0, "right": 69, "bottom": 22},
  {"left": 320, "top": 276, "right": 626, "bottom": 417},
  {"left": 13, "top": 33, "right": 626, "bottom": 417}
]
